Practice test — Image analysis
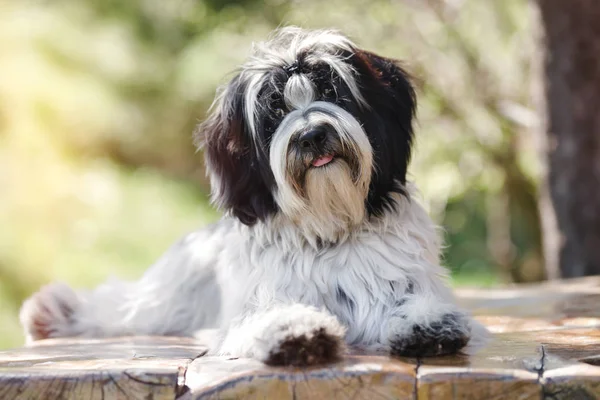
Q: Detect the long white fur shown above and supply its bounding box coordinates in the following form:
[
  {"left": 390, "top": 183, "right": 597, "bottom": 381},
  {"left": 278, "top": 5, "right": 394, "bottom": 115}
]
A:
[
  {"left": 283, "top": 74, "right": 316, "bottom": 110},
  {"left": 20, "top": 186, "right": 484, "bottom": 357}
]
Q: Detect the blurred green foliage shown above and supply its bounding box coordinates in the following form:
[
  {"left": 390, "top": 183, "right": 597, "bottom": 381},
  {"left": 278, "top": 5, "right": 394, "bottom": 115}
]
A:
[{"left": 1, "top": 0, "right": 541, "bottom": 349}]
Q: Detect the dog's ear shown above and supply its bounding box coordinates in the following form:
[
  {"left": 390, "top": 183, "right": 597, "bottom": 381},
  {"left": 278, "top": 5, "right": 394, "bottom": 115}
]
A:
[
  {"left": 353, "top": 50, "right": 417, "bottom": 182},
  {"left": 349, "top": 50, "right": 417, "bottom": 212},
  {"left": 195, "top": 75, "right": 277, "bottom": 225}
]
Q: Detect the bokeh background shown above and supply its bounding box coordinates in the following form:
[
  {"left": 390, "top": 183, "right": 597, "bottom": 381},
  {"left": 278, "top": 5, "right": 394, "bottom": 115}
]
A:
[{"left": 1, "top": 0, "right": 543, "bottom": 348}]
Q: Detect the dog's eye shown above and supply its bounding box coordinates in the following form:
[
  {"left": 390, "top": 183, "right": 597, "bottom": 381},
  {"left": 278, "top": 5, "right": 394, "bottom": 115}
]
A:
[
  {"left": 323, "top": 87, "right": 336, "bottom": 99},
  {"left": 274, "top": 108, "right": 286, "bottom": 118}
]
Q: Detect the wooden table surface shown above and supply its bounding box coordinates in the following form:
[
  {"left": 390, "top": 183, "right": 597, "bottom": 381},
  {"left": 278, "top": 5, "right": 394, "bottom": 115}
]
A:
[{"left": 1, "top": 277, "right": 599, "bottom": 399}]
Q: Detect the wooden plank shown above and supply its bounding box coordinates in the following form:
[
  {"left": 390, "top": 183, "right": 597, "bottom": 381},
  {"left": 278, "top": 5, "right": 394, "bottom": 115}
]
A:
[
  {"left": 542, "top": 364, "right": 600, "bottom": 400},
  {"left": 0, "top": 337, "right": 207, "bottom": 400},
  {"left": 182, "top": 355, "right": 416, "bottom": 400},
  {"left": 0, "top": 277, "right": 598, "bottom": 399},
  {"left": 417, "top": 333, "right": 542, "bottom": 400},
  {"left": 533, "top": 329, "right": 600, "bottom": 399},
  {"left": 416, "top": 330, "right": 600, "bottom": 400},
  {"left": 417, "top": 368, "right": 540, "bottom": 400},
  {"left": 419, "top": 278, "right": 600, "bottom": 400},
  {"left": 0, "top": 368, "right": 180, "bottom": 400},
  {"left": 457, "top": 276, "right": 600, "bottom": 334}
]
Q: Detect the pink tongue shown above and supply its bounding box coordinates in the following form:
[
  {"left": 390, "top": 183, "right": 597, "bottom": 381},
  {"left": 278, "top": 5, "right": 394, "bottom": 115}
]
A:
[{"left": 312, "top": 154, "right": 334, "bottom": 167}]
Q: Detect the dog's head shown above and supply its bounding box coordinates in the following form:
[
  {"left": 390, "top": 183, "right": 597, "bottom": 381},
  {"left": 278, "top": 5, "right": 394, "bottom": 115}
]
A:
[{"left": 196, "top": 27, "right": 416, "bottom": 241}]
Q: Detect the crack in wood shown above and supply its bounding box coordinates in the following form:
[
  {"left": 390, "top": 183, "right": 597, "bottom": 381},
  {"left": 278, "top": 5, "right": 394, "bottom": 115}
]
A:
[
  {"left": 538, "top": 344, "right": 547, "bottom": 379},
  {"left": 95, "top": 376, "right": 106, "bottom": 400},
  {"left": 541, "top": 345, "right": 547, "bottom": 378},
  {"left": 414, "top": 357, "right": 421, "bottom": 400},
  {"left": 539, "top": 345, "right": 548, "bottom": 400},
  {"left": 176, "top": 350, "right": 208, "bottom": 399},
  {"left": 122, "top": 371, "right": 172, "bottom": 387},
  {"left": 109, "top": 373, "right": 130, "bottom": 397}
]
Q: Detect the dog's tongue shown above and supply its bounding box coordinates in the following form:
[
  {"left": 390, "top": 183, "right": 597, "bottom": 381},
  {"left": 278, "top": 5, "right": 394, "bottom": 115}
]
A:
[{"left": 312, "top": 154, "right": 334, "bottom": 167}]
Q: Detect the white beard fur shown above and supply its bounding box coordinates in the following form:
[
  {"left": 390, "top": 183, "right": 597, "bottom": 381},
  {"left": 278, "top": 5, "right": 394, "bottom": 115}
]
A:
[{"left": 20, "top": 183, "right": 487, "bottom": 362}]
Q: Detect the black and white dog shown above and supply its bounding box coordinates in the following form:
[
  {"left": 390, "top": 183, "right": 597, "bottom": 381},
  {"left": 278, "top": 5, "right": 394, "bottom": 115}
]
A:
[{"left": 21, "top": 27, "right": 485, "bottom": 366}]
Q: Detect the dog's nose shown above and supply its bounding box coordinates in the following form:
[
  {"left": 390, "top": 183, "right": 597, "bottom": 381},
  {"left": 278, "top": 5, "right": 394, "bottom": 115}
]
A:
[{"left": 299, "top": 127, "right": 328, "bottom": 150}]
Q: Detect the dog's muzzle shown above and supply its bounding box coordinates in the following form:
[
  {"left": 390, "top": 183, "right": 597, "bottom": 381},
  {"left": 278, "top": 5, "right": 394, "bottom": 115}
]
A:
[
  {"left": 269, "top": 101, "right": 373, "bottom": 201},
  {"left": 296, "top": 125, "right": 338, "bottom": 168}
]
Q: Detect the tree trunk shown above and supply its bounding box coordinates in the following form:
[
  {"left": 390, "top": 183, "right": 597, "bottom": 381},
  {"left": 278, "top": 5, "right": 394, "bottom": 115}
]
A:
[{"left": 536, "top": 0, "right": 600, "bottom": 278}]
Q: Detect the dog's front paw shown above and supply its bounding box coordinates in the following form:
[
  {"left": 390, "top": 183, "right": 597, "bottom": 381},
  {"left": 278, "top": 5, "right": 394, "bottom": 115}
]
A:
[
  {"left": 19, "top": 283, "right": 80, "bottom": 343},
  {"left": 252, "top": 305, "right": 346, "bottom": 367},
  {"left": 389, "top": 313, "right": 471, "bottom": 357},
  {"left": 265, "top": 326, "right": 341, "bottom": 367}
]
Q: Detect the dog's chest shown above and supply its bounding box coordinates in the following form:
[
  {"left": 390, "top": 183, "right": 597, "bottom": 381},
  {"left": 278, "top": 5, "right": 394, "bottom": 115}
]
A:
[{"left": 241, "top": 234, "right": 414, "bottom": 343}]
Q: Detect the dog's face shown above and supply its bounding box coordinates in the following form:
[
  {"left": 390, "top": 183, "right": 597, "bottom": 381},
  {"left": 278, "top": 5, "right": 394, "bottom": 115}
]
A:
[{"left": 196, "top": 28, "right": 416, "bottom": 241}]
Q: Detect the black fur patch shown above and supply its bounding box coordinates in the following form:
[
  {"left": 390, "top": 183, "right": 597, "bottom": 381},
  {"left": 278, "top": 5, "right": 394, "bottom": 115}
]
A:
[
  {"left": 390, "top": 313, "right": 470, "bottom": 357},
  {"left": 347, "top": 50, "right": 417, "bottom": 216},
  {"left": 265, "top": 328, "right": 341, "bottom": 367},
  {"left": 195, "top": 75, "right": 278, "bottom": 225}
]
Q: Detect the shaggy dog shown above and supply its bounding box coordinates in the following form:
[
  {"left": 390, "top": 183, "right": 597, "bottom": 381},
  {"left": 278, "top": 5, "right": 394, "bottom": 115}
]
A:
[{"left": 20, "top": 27, "right": 484, "bottom": 366}]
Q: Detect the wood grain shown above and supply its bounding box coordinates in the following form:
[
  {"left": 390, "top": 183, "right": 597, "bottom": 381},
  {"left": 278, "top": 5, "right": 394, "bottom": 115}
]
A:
[
  {"left": 0, "top": 337, "right": 207, "bottom": 400},
  {"left": 0, "top": 277, "right": 599, "bottom": 399}
]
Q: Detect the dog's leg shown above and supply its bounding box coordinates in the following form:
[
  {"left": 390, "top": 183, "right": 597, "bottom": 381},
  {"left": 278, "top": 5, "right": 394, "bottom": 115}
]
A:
[
  {"left": 386, "top": 280, "right": 472, "bottom": 357},
  {"left": 20, "top": 231, "right": 221, "bottom": 343},
  {"left": 217, "top": 304, "right": 346, "bottom": 366}
]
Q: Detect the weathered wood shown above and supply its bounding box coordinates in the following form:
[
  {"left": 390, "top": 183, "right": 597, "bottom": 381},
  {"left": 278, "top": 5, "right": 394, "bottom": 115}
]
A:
[
  {"left": 1, "top": 277, "right": 599, "bottom": 399},
  {"left": 183, "top": 355, "right": 417, "bottom": 399},
  {"left": 0, "top": 337, "right": 207, "bottom": 399}
]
